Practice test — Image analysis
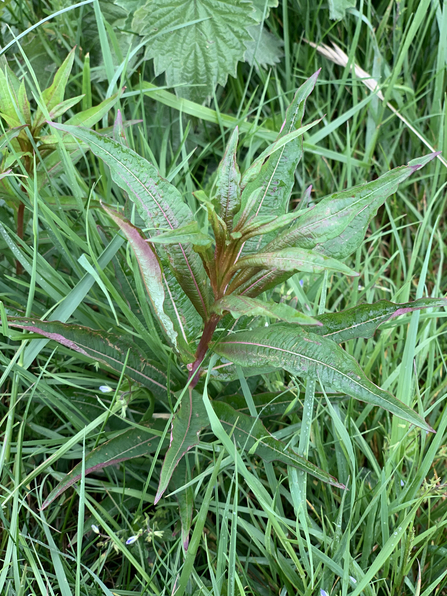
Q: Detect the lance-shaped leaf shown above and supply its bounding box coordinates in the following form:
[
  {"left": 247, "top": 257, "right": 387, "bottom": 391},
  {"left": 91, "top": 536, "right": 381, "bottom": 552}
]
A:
[
  {"left": 49, "top": 122, "right": 211, "bottom": 320},
  {"left": 240, "top": 119, "right": 321, "bottom": 190},
  {"left": 0, "top": 66, "right": 24, "bottom": 128},
  {"left": 41, "top": 422, "right": 168, "bottom": 510},
  {"left": 48, "top": 94, "right": 84, "bottom": 120},
  {"left": 213, "top": 400, "right": 344, "bottom": 488},
  {"left": 214, "top": 127, "right": 241, "bottom": 230},
  {"left": 234, "top": 70, "right": 319, "bottom": 251},
  {"left": 216, "top": 390, "right": 297, "bottom": 418},
  {"left": 230, "top": 247, "right": 359, "bottom": 277},
  {"left": 65, "top": 89, "right": 123, "bottom": 128},
  {"left": 214, "top": 325, "right": 433, "bottom": 432},
  {"left": 34, "top": 48, "right": 76, "bottom": 130},
  {"left": 212, "top": 295, "right": 321, "bottom": 326},
  {"left": 234, "top": 207, "right": 311, "bottom": 241},
  {"left": 234, "top": 153, "right": 439, "bottom": 296},
  {"left": 272, "top": 152, "right": 438, "bottom": 260},
  {"left": 146, "top": 221, "right": 213, "bottom": 247},
  {"left": 155, "top": 389, "right": 208, "bottom": 503},
  {"left": 102, "top": 203, "right": 178, "bottom": 349},
  {"left": 2, "top": 317, "right": 171, "bottom": 398},
  {"left": 313, "top": 298, "right": 447, "bottom": 342},
  {"left": 168, "top": 456, "right": 194, "bottom": 550}
]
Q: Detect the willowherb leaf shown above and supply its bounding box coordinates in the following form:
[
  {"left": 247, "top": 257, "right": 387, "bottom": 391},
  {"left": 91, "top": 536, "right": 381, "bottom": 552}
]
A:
[
  {"left": 214, "top": 325, "right": 433, "bottom": 432},
  {"left": 233, "top": 153, "right": 438, "bottom": 296},
  {"left": 212, "top": 400, "right": 344, "bottom": 488},
  {"left": 168, "top": 456, "right": 194, "bottom": 550},
  {"left": 214, "top": 127, "right": 241, "bottom": 230},
  {"left": 64, "top": 89, "right": 123, "bottom": 128},
  {"left": 266, "top": 153, "right": 438, "bottom": 256},
  {"left": 132, "top": 0, "right": 257, "bottom": 104},
  {"left": 234, "top": 70, "right": 319, "bottom": 251},
  {"left": 34, "top": 48, "right": 76, "bottom": 130},
  {"left": 48, "top": 95, "right": 84, "bottom": 120},
  {"left": 230, "top": 247, "right": 359, "bottom": 276},
  {"left": 146, "top": 221, "right": 213, "bottom": 247},
  {"left": 155, "top": 389, "right": 208, "bottom": 503},
  {"left": 313, "top": 298, "right": 447, "bottom": 342},
  {"left": 0, "top": 66, "right": 24, "bottom": 128},
  {"left": 216, "top": 390, "right": 297, "bottom": 419},
  {"left": 2, "top": 317, "right": 171, "bottom": 398},
  {"left": 212, "top": 295, "right": 321, "bottom": 326},
  {"left": 102, "top": 203, "right": 178, "bottom": 350},
  {"left": 49, "top": 123, "right": 211, "bottom": 320},
  {"left": 41, "top": 422, "right": 167, "bottom": 510}
]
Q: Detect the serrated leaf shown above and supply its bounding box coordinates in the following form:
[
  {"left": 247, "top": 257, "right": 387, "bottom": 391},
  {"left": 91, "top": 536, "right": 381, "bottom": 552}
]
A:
[
  {"left": 328, "top": 0, "right": 356, "bottom": 20},
  {"left": 230, "top": 247, "right": 359, "bottom": 277},
  {"left": 213, "top": 400, "right": 344, "bottom": 488},
  {"left": 234, "top": 71, "right": 319, "bottom": 251},
  {"left": 1, "top": 317, "right": 171, "bottom": 398},
  {"left": 132, "top": 0, "right": 257, "bottom": 103},
  {"left": 102, "top": 203, "right": 178, "bottom": 350},
  {"left": 251, "top": 0, "right": 278, "bottom": 20},
  {"left": 147, "top": 221, "right": 213, "bottom": 247},
  {"left": 155, "top": 389, "right": 208, "bottom": 503},
  {"left": 214, "top": 325, "right": 433, "bottom": 432},
  {"left": 313, "top": 298, "right": 447, "bottom": 342},
  {"left": 214, "top": 127, "right": 241, "bottom": 230},
  {"left": 34, "top": 48, "right": 76, "bottom": 130},
  {"left": 244, "top": 25, "right": 283, "bottom": 68},
  {"left": 212, "top": 295, "right": 321, "bottom": 326},
  {"left": 49, "top": 123, "right": 211, "bottom": 320},
  {"left": 41, "top": 422, "right": 167, "bottom": 510}
]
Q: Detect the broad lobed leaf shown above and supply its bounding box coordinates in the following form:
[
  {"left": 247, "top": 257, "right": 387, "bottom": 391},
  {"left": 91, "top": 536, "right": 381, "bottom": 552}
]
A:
[{"left": 214, "top": 325, "right": 433, "bottom": 432}]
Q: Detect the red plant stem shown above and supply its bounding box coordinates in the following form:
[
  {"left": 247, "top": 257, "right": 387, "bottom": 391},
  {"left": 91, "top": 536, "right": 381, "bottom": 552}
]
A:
[{"left": 188, "top": 314, "right": 220, "bottom": 389}]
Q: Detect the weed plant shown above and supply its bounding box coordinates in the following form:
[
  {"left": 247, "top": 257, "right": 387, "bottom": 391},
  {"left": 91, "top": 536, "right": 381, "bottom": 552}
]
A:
[{"left": 0, "top": 1, "right": 446, "bottom": 595}]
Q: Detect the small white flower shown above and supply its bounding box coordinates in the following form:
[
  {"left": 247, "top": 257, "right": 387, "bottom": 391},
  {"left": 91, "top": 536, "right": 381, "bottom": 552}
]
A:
[
  {"left": 99, "top": 385, "right": 113, "bottom": 393},
  {"left": 350, "top": 576, "right": 357, "bottom": 584},
  {"left": 320, "top": 590, "right": 329, "bottom": 596},
  {"left": 401, "top": 480, "right": 405, "bottom": 487},
  {"left": 126, "top": 535, "right": 139, "bottom": 545},
  {"left": 91, "top": 524, "right": 100, "bottom": 534}
]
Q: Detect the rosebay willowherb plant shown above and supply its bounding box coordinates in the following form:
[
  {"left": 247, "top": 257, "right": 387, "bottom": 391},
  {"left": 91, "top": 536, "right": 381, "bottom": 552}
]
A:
[{"left": 3, "top": 72, "right": 445, "bottom": 527}]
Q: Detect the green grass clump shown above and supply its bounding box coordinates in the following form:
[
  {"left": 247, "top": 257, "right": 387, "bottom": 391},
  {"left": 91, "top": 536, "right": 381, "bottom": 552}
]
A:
[{"left": 0, "top": 1, "right": 446, "bottom": 595}]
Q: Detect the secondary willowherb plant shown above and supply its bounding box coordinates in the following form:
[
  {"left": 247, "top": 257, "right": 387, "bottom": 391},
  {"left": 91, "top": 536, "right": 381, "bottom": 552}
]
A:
[{"left": 3, "top": 71, "right": 445, "bottom": 532}]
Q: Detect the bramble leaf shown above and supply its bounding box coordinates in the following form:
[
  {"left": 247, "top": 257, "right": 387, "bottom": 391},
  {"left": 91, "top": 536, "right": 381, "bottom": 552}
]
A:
[
  {"left": 314, "top": 298, "right": 447, "bottom": 342},
  {"left": 132, "top": 0, "right": 257, "bottom": 104},
  {"left": 212, "top": 295, "right": 321, "bottom": 325},
  {"left": 41, "top": 422, "right": 168, "bottom": 510},
  {"left": 49, "top": 123, "right": 211, "bottom": 320},
  {"left": 214, "top": 325, "right": 433, "bottom": 432}
]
